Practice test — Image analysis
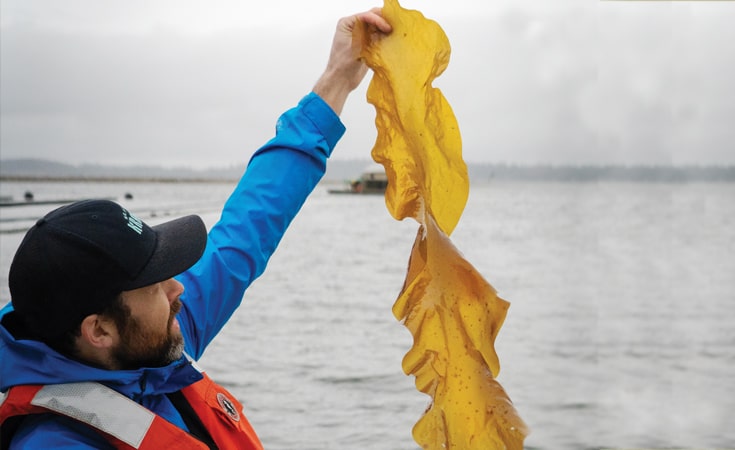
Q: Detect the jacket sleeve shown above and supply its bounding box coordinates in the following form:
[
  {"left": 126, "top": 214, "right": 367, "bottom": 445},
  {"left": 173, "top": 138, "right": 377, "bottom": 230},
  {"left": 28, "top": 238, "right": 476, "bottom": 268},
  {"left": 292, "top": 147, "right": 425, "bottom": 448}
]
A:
[{"left": 174, "top": 92, "right": 346, "bottom": 359}]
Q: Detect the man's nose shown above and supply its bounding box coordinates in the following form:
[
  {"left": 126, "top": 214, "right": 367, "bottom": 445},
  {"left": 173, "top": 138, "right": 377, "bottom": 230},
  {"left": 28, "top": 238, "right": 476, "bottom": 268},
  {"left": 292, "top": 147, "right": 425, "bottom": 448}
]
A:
[{"left": 163, "top": 278, "right": 184, "bottom": 303}]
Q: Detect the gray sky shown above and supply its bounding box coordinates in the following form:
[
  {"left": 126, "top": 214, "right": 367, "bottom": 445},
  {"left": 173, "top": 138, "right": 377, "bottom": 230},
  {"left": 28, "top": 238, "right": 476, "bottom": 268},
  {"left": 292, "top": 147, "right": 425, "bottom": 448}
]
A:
[{"left": 1, "top": 0, "right": 734, "bottom": 167}]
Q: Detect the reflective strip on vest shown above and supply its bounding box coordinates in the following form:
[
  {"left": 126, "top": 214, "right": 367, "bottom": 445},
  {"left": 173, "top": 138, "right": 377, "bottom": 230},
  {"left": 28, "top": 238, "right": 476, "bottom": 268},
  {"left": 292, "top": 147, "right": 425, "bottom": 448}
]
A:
[{"left": 29, "top": 382, "right": 154, "bottom": 449}]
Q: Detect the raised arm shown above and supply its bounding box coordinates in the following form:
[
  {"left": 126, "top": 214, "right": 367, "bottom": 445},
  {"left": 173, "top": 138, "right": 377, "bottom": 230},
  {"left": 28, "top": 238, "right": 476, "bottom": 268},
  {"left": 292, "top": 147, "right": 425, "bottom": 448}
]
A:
[{"left": 175, "top": 9, "right": 392, "bottom": 359}]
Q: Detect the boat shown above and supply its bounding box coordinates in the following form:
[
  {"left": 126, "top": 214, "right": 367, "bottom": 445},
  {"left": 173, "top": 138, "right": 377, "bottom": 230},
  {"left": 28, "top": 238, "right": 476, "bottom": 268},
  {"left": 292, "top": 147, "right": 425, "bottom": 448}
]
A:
[{"left": 327, "top": 164, "right": 388, "bottom": 195}]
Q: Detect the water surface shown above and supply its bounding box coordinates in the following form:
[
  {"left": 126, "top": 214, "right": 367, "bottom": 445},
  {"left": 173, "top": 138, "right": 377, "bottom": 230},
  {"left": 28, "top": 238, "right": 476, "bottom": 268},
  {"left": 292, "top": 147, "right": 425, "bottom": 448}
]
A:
[{"left": 1, "top": 180, "right": 733, "bottom": 449}]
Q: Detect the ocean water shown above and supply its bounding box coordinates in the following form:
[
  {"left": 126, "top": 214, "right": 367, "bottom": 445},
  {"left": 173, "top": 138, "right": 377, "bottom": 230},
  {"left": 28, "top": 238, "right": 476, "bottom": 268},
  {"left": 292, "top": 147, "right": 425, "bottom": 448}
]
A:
[{"left": 1, "top": 179, "right": 734, "bottom": 450}]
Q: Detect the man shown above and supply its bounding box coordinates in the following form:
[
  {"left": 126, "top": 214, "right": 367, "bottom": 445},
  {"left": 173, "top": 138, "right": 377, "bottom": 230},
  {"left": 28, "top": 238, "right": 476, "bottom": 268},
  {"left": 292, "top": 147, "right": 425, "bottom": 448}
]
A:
[{"left": 0, "top": 9, "right": 392, "bottom": 449}]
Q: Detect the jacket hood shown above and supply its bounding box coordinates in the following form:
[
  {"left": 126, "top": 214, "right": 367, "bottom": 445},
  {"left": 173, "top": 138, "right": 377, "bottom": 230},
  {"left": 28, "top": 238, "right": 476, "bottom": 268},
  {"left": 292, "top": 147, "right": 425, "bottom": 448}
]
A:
[{"left": 0, "top": 303, "right": 202, "bottom": 397}]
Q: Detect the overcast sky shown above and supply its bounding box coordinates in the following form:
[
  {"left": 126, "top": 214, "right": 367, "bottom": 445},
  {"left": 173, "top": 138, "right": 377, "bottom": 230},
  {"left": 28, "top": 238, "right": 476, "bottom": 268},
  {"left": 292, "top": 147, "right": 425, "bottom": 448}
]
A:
[{"left": 1, "top": 0, "right": 734, "bottom": 168}]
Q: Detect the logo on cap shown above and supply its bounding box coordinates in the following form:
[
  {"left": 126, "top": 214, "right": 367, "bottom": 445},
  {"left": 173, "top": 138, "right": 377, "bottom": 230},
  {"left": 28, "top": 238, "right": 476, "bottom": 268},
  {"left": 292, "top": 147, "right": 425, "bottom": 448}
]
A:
[{"left": 121, "top": 208, "right": 143, "bottom": 235}]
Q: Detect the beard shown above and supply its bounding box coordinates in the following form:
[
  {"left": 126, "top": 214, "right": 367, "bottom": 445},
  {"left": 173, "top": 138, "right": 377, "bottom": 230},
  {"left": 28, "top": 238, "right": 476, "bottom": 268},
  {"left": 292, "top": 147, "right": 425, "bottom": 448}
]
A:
[{"left": 111, "top": 298, "right": 185, "bottom": 370}]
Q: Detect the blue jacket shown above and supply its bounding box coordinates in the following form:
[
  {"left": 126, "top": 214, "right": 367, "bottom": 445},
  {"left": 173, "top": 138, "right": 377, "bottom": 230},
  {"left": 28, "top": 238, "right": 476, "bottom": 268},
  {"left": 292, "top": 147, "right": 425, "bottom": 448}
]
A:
[{"left": 0, "top": 92, "right": 345, "bottom": 449}]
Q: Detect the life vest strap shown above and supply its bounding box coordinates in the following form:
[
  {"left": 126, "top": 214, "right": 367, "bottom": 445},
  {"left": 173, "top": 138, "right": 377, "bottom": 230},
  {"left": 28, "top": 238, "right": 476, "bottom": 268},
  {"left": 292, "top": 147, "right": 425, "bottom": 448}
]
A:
[{"left": 30, "top": 382, "right": 154, "bottom": 449}]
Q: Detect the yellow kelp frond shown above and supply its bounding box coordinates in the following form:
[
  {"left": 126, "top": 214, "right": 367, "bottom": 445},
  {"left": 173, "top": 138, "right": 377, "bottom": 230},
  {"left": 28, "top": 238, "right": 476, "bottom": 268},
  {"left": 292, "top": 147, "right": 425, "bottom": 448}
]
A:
[
  {"left": 394, "top": 213, "right": 527, "bottom": 449},
  {"left": 356, "top": 0, "right": 468, "bottom": 236},
  {"left": 394, "top": 212, "right": 508, "bottom": 378},
  {"left": 356, "top": 0, "right": 528, "bottom": 448}
]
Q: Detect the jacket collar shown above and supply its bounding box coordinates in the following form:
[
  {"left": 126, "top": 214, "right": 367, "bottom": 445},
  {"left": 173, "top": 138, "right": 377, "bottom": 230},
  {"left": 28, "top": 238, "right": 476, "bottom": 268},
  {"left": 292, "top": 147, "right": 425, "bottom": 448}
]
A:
[{"left": 0, "top": 305, "right": 203, "bottom": 397}]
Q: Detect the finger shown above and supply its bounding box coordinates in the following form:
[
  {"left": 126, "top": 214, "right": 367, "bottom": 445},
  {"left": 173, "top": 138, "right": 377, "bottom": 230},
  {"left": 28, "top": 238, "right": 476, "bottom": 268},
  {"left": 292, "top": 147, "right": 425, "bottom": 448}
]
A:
[{"left": 357, "top": 9, "right": 392, "bottom": 33}]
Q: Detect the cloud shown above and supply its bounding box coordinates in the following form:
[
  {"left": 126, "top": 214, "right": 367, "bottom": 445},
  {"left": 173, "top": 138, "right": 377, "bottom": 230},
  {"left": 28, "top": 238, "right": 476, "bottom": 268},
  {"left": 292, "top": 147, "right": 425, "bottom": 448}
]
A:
[
  {"left": 0, "top": 22, "right": 328, "bottom": 166},
  {"left": 436, "top": 2, "right": 735, "bottom": 165},
  {"left": 1, "top": 0, "right": 734, "bottom": 167}
]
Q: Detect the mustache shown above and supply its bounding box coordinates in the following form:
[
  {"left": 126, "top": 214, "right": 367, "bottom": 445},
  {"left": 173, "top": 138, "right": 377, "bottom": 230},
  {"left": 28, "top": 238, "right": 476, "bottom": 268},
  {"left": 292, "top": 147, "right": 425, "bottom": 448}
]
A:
[
  {"left": 170, "top": 297, "right": 182, "bottom": 316},
  {"left": 167, "top": 298, "right": 183, "bottom": 328}
]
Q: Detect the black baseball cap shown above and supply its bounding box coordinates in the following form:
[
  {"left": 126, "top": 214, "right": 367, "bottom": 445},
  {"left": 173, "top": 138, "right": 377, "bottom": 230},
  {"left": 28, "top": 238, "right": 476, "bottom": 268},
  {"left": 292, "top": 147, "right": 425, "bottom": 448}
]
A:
[{"left": 9, "top": 199, "right": 207, "bottom": 340}]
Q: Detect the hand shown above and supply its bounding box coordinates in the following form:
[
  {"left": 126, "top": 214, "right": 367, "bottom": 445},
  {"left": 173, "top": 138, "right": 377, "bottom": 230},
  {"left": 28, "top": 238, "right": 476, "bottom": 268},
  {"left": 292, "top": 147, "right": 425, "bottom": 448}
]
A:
[{"left": 313, "top": 8, "right": 392, "bottom": 115}]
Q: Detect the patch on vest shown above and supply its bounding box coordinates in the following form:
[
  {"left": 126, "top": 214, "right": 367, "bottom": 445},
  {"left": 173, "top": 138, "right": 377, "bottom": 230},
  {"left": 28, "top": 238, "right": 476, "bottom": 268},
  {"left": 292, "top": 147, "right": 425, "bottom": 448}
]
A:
[{"left": 216, "top": 392, "right": 240, "bottom": 422}]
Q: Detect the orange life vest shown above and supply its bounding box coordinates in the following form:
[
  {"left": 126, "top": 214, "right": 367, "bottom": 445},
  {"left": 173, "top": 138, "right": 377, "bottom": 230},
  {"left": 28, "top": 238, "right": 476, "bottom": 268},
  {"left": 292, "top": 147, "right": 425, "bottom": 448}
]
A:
[{"left": 0, "top": 372, "right": 263, "bottom": 450}]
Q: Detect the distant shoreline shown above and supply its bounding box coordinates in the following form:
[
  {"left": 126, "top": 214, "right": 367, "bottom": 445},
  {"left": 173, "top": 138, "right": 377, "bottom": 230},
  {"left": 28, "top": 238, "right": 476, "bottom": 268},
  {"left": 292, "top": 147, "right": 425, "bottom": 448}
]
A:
[
  {"left": 2, "top": 158, "right": 734, "bottom": 183},
  {"left": 0, "top": 175, "right": 237, "bottom": 184}
]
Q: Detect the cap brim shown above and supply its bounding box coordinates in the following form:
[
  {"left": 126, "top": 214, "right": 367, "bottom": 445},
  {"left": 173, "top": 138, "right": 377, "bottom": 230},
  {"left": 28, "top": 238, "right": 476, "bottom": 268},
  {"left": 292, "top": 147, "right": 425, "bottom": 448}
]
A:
[{"left": 122, "top": 214, "right": 207, "bottom": 290}]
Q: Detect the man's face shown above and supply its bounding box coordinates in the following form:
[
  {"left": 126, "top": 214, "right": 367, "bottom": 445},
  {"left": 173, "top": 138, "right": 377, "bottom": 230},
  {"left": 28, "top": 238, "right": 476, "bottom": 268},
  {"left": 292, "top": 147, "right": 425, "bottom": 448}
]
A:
[{"left": 111, "top": 278, "right": 185, "bottom": 370}]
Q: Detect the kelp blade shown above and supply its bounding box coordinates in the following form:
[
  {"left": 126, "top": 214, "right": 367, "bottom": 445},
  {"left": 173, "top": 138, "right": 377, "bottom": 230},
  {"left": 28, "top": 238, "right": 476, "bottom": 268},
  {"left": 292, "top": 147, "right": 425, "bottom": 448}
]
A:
[
  {"left": 394, "top": 213, "right": 527, "bottom": 449},
  {"left": 356, "top": 0, "right": 467, "bottom": 236}
]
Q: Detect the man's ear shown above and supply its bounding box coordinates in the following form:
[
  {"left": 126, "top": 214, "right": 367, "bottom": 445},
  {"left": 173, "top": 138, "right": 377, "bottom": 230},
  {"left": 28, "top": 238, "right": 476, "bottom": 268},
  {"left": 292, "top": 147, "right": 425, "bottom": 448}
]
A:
[{"left": 79, "top": 314, "right": 118, "bottom": 349}]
